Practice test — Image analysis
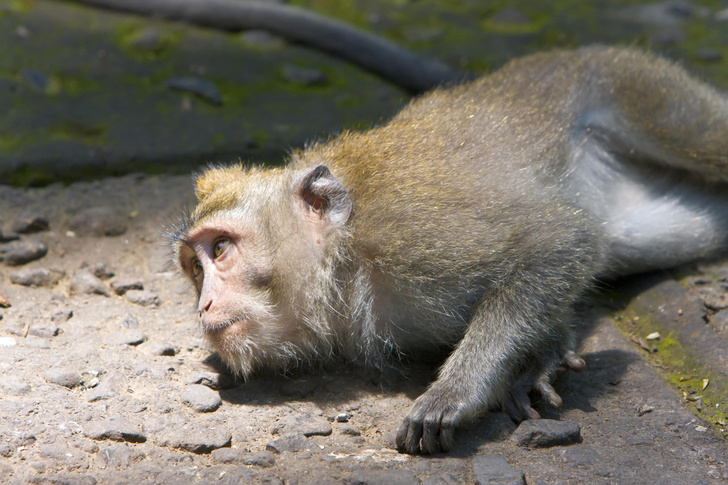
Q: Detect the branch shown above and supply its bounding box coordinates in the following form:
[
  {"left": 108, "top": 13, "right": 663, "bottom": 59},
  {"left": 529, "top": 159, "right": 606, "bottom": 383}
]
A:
[{"left": 62, "top": 0, "right": 467, "bottom": 93}]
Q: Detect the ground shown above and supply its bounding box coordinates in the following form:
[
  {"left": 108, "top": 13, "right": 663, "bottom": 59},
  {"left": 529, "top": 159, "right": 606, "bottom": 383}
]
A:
[{"left": 1, "top": 0, "right": 727, "bottom": 484}]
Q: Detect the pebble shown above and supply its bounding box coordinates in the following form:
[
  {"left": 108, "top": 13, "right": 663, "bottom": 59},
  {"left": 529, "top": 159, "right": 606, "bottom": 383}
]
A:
[
  {"left": 271, "top": 413, "right": 332, "bottom": 437},
  {"left": 121, "top": 313, "right": 139, "bottom": 328},
  {"left": 10, "top": 267, "right": 63, "bottom": 287},
  {"left": 146, "top": 341, "right": 177, "bottom": 356},
  {"left": 510, "top": 419, "right": 581, "bottom": 448},
  {"left": 158, "top": 424, "right": 231, "bottom": 454},
  {"left": 347, "top": 470, "right": 419, "bottom": 485},
  {"left": 130, "top": 27, "right": 165, "bottom": 51},
  {"left": 110, "top": 278, "right": 144, "bottom": 295},
  {"left": 12, "top": 213, "right": 49, "bottom": 234},
  {"left": 0, "top": 239, "right": 48, "bottom": 266},
  {"left": 265, "top": 433, "right": 312, "bottom": 453},
  {"left": 69, "top": 207, "right": 127, "bottom": 237},
  {"left": 0, "top": 375, "right": 30, "bottom": 396},
  {"left": 471, "top": 455, "right": 525, "bottom": 485},
  {"left": 84, "top": 418, "right": 147, "bottom": 443},
  {"left": 340, "top": 426, "right": 361, "bottom": 436},
  {"left": 164, "top": 77, "right": 222, "bottom": 105},
  {"left": 89, "top": 263, "right": 115, "bottom": 280},
  {"left": 211, "top": 448, "right": 276, "bottom": 467},
  {"left": 182, "top": 384, "right": 222, "bottom": 412},
  {"left": 28, "top": 322, "right": 61, "bottom": 338},
  {"left": 0, "top": 229, "right": 19, "bottom": 242},
  {"left": 106, "top": 329, "right": 147, "bottom": 346},
  {"left": 240, "top": 30, "right": 284, "bottom": 48},
  {"left": 86, "top": 382, "right": 117, "bottom": 402},
  {"left": 50, "top": 308, "right": 73, "bottom": 322},
  {"left": 0, "top": 337, "right": 16, "bottom": 347},
  {"left": 96, "top": 443, "right": 146, "bottom": 469},
  {"left": 281, "top": 64, "right": 328, "bottom": 86},
  {"left": 70, "top": 270, "right": 111, "bottom": 296},
  {"left": 125, "top": 289, "right": 160, "bottom": 306}
]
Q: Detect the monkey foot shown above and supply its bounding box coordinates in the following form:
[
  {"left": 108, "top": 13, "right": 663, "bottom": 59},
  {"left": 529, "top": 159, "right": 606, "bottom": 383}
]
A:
[{"left": 502, "top": 350, "right": 585, "bottom": 423}]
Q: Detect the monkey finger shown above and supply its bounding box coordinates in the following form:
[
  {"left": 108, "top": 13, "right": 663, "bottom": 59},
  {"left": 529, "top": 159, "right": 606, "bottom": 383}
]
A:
[
  {"left": 535, "top": 380, "right": 563, "bottom": 409},
  {"left": 563, "top": 351, "right": 586, "bottom": 372},
  {"left": 421, "top": 416, "right": 441, "bottom": 455}
]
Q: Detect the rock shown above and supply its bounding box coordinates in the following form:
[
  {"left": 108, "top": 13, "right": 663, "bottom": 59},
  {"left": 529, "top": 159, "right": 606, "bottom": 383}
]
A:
[
  {"left": 182, "top": 384, "right": 222, "bottom": 412},
  {"left": 265, "top": 434, "right": 312, "bottom": 453},
  {"left": 124, "top": 289, "right": 160, "bottom": 306},
  {"left": 12, "top": 213, "right": 49, "bottom": 234},
  {"left": 89, "top": 263, "right": 115, "bottom": 280},
  {"left": 96, "top": 443, "right": 146, "bottom": 469},
  {"left": 0, "top": 229, "right": 19, "bottom": 242},
  {"left": 561, "top": 445, "right": 600, "bottom": 466},
  {"left": 84, "top": 418, "right": 146, "bottom": 443},
  {"left": 27, "top": 474, "right": 98, "bottom": 485},
  {"left": 121, "top": 313, "right": 139, "bottom": 329},
  {"left": 0, "top": 443, "right": 12, "bottom": 457},
  {"left": 185, "top": 370, "right": 236, "bottom": 390},
  {"left": 281, "top": 64, "right": 328, "bottom": 86},
  {"left": 50, "top": 308, "right": 73, "bottom": 322},
  {"left": 423, "top": 474, "right": 461, "bottom": 485},
  {"left": 28, "top": 322, "right": 61, "bottom": 338},
  {"left": 70, "top": 270, "right": 111, "bottom": 296},
  {"left": 695, "top": 48, "right": 723, "bottom": 62},
  {"left": 106, "top": 329, "right": 147, "bottom": 346},
  {"left": 158, "top": 425, "right": 231, "bottom": 454},
  {"left": 86, "top": 382, "right": 116, "bottom": 402},
  {"left": 710, "top": 309, "right": 728, "bottom": 334},
  {"left": 0, "top": 337, "right": 16, "bottom": 347},
  {"left": 347, "top": 470, "right": 419, "bottom": 485},
  {"left": 69, "top": 207, "right": 127, "bottom": 237},
  {"left": 165, "top": 77, "right": 222, "bottom": 105},
  {"left": 271, "top": 413, "right": 332, "bottom": 437},
  {"left": 472, "top": 455, "right": 525, "bottom": 485},
  {"left": 130, "top": 27, "right": 165, "bottom": 50},
  {"left": 0, "top": 375, "right": 30, "bottom": 395},
  {"left": 145, "top": 341, "right": 177, "bottom": 356},
  {"left": 110, "top": 278, "right": 143, "bottom": 295},
  {"left": 0, "top": 239, "right": 48, "bottom": 266},
  {"left": 211, "top": 448, "right": 275, "bottom": 467},
  {"left": 241, "top": 30, "right": 284, "bottom": 48},
  {"left": 10, "top": 267, "right": 63, "bottom": 287},
  {"left": 340, "top": 426, "right": 361, "bottom": 436},
  {"left": 43, "top": 367, "right": 83, "bottom": 389},
  {"left": 510, "top": 419, "right": 581, "bottom": 448}
]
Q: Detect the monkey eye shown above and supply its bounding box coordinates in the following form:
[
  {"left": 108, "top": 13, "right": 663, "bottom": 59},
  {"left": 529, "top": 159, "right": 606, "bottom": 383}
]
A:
[
  {"left": 213, "top": 238, "right": 231, "bottom": 259},
  {"left": 191, "top": 258, "right": 203, "bottom": 277}
]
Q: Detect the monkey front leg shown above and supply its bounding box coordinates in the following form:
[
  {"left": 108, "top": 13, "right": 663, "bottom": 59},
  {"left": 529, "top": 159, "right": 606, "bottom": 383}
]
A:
[{"left": 395, "top": 295, "right": 580, "bottom": 454}]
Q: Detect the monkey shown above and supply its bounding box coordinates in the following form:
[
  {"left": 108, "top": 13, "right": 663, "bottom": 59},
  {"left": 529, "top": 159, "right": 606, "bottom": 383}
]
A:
[{"left": 171, "top": 45, "right": 728, "bottom": 454}]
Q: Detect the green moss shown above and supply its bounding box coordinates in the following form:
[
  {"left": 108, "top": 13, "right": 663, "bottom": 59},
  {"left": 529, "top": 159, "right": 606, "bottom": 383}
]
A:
[
  {"left": 610, "top": 305, "right": 728, "bottom": 433},
  {"left": 251, "top": 130, "right": 270, "bottom": 149},
  {"left": 0, "top": 134, "right": 24, "bottom": 152},
  {"left": 114, "top": 21, "right": 183, "bottom": 61},
  {"left": 50, "top": 122, "right": 107, "bottom": 145}
]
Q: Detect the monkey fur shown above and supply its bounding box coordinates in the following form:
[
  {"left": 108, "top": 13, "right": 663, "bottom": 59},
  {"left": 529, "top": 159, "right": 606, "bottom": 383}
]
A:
[{"left": 173, "top": 46, "right": 728, "bottom": 454}]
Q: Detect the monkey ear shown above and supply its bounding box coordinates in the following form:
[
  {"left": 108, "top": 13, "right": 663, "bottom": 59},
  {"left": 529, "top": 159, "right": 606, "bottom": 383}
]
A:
[{"left": 297, "top": 165, "right": 353, "bottom": 226}]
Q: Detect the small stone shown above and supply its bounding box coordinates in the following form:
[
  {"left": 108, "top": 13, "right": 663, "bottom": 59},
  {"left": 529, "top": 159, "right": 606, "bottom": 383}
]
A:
[
  {"left": 110, "top": 278, "right": 143, "bottom": 295},
  {"left": 50, "top": 308, "right": 73, "bottom": 322},
  {"left": 165, "top": 77, "right": 222, "bottom": 105},
  {"left": 10, "top": 267, "right": 63, "bottom": 287},
  {"left": 121, "top": 314, "right": 139, "bottom": 329},
  {"left": 146, "top": 341, "right": 177, "bottom": 356},
  {"left": 347, "top": 470, "right": 419, "bottom": 485},
  {"left": 211, "top": 448, "right": 275, "bottom": 467},
  {"left": 159, "top": 425, "right": 231, "bottom": 453},
  {"left": 271, "top": 413, "right": 332, "bottom": 437},
  {"left": 70, "top": 270, "right": 111, "bottom": 296},
  {"left": 0, "top": 375, "right": 30, "bottom": 395},
  {"left": 340, "top": 426, "right": 361, "bottom": 436},
  {"left": 265, "top": 434, "right": 312, "bottom": 453},
  {"left": 0, "top": 443, "right": 12, "bottom": 457},
  {"left": 106, "top": 329, "right": 147, "bottom": 346},
  {"left": 96, "top": 443, "right": 146, "bottom": 469},
  {"left": 28, "top": 322, "right": 61, "bottom": 338},
  {"left": 472, "top": 455, "right": 525, "bottom": 485},
  {"left": 124, "top": 289, "right": 160, "bottom": 306},
  {"left": 0, "top": 229, "right": 19, "bottom": 242},
  {"left": 0, "top": 337, "right": 16, "bottom": 347},
  {"left": 510, "top": 419, "right": 581, "bottom": 448},
  {"left": 182, "top": 384, "right": 222, "bottom": 412},
  {"left": 281, "top": 64, "right": 328, "bottom": 86},
  {"left": 130, "top": 27, "right": 165, "bottom": 51},
  {"left": 12, "top": 213, "right": 49, "bottom": 234},
  {"left": 43, "top": 367, "right": 83, "bottom": 388},
  {"left": 70, "top": 207, "right": 127, "bottom": 237},
  {"left": 89, "top": 263, "right": 115, "bottom": 280},
  {"left": 0, "top": 239, "right": 48, "bottom": 266},
  {"left": 84, "top": 418, "right": 146, "bottom": 443},
  {"left": 336, "top": 413, "right": 350, "bottom": 423},
  {"left": 86, "top": 382, "right": 116, "bottom": 402}
]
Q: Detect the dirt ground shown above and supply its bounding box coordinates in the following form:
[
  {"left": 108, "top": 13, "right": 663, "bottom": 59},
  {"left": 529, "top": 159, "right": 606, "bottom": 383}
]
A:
[{"left": 0, "top": 174, "right": 726, "bottom": 484}]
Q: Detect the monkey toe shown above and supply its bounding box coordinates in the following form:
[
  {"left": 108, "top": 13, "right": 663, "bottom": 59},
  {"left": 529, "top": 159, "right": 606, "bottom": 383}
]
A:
[{"left": 563, "top": 350, "right": 585, "bottom": 372}]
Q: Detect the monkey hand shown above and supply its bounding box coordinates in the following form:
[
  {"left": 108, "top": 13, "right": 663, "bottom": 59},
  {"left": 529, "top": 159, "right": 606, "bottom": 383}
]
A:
[
  {"left": 395, "top": 380, "right": 475, "bottom": 455},
  {"left": 502, "top": 350, "right": 585, "bottom": 423}
]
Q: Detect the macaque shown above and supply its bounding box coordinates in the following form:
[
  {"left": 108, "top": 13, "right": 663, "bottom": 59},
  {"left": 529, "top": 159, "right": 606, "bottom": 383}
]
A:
[{"left": 173, "top": 46, "right": 728, "bottom": 454}]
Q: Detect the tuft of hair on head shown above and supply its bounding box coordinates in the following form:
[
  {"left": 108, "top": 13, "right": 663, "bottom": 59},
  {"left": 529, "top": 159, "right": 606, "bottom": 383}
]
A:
[{"left": 193, "top": 163, "right": 246, "bottom": 201}]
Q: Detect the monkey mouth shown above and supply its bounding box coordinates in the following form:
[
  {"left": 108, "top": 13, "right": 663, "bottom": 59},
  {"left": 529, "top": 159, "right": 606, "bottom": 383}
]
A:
[{"left": 200, "top": 316, "right": 249, "bottom": 335}]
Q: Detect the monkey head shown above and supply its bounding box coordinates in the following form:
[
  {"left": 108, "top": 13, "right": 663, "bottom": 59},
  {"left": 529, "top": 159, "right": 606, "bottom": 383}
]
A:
[{"left": 173, "top": 163, "right": 353, "bottom": 376}]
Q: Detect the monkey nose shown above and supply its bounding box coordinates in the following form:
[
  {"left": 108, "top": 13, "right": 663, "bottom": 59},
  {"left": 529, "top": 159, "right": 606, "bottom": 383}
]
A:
[{"left": 199, "top": 299, "right": 213, "bottom": 316}]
